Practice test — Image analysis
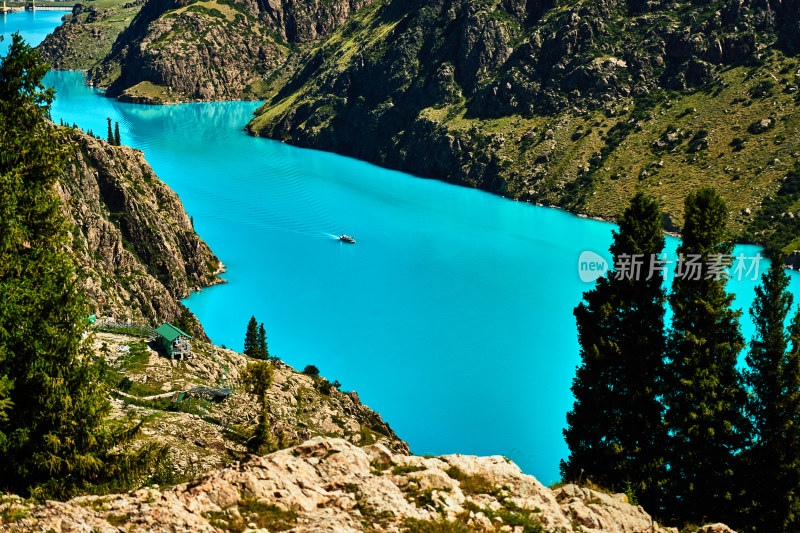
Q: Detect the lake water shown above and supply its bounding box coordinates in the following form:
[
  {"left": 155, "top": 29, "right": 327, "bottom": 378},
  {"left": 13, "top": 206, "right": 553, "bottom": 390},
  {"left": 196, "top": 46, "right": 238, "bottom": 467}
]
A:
[{"left": 4, "top": 11, "right": 799, "bottom": 485}]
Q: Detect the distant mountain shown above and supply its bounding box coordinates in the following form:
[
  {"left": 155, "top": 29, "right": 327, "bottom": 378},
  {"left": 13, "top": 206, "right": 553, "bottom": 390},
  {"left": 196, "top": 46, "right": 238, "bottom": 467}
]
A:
[
  {"left": 40, "top": 0, "right": 800, "bottom": 250},
  {"left": 84, "top": 0, "right": 375, "bottom": 102},
  {"left": 38, "top": 0, "right": 145, "bottom": 71},
  {"left": 247, "top": 0, "right": 800, "bottom": 249}
]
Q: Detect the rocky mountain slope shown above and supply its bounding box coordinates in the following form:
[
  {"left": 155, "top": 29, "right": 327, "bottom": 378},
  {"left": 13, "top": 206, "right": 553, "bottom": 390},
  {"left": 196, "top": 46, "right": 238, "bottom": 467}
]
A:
[
  {"left": 84, "top": 0, "right": 375, "bottom": 102},
  {"left": 247, "top": 0, "right": 800, "bottom": 250},
  {"left": 0, "top": 437, "right": 734, "bottom": 532},
  {"left": 41, "top": 0, "right": 800, "bottom": 249},
  {"left": 87, "top": 330, "right": 407, "bottom": 482},
  {"left": 38, "top": 0, "right": 145, "bottom": 71},
  {"left": 59, "top": 129, "right": 224, "bottom": 335}
]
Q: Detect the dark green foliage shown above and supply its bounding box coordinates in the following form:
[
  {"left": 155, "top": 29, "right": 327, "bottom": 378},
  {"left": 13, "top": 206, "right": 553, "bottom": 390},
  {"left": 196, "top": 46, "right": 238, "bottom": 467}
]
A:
[
  {"left": 242, "top": 361, "right": 274, "bottom": 455},
  {"left": 175, "top": 305, "right": 198, "bottom": 338},
  {"left": 302, "top": 365, "right": 320, "bottom": 376},
  {"left": 118, "top": 377, "right": 133, "bottom": 392},
  {"left": 743, "top": 253, "right": 800, "bottom": 532},
  {"left": 243, "top": 315, "right": 257, "bottom": 356},
  {"left": 729, "top": 137, "right": 746, "bottom": 152},
  {"left": 107, "top": 116, "right": 113, "bottom": 144},
  {"left": 244, "top": 317, "right": 268, "bottom": 359},
  {"left": 0, "top": 34, "right": 165, "bottom": 499},
  {"left": 114, "top": 121, "right": 121, "bottom": 146},
  {"left": 255, "top": 322, "right": 268, "bottom": 360},
  {"left": 317, "top": 378, "right": 341, "bottom": 396},
  {"left": 562, "top": 192, "right": 667, "bottom": 513},
  {"left": 743, "top": 162, "right": 800, "bottom": 253},
  {"left": 663, "top": 187, "right": 747, "bottom": 523}
]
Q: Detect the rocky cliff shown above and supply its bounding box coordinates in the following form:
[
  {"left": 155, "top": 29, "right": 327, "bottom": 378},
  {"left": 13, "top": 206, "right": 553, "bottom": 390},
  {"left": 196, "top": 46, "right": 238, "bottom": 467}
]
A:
[
  {"left": 85, "top": 0, "right": 375, "bottom": 102},
  {"left": 38, "top": 0, "right": 145, "bottom": 71},
  {"left": 0, "top": 437, "right": 735, "bottom": 532},
  {"left": 58, "top": 129, "right": 224, "bottom": 335},
  {"left": 248, "top": 0, "right": 800, "bottom": 250}
]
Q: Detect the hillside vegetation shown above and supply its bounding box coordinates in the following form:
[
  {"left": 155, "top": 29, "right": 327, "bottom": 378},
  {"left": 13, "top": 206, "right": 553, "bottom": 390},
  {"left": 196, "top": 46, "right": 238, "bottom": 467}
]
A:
[
  {"left": 40, "top": 0, "right": 800, "bottom": 249},
  {"left": 247, "top": 0, "right": 800, "bottom": 250},
  {"left": 85, "top": 0, "right": 375, "bottom": 102},
  {"left": 38, "top": 0, "right": 145, "bottom": 70}
]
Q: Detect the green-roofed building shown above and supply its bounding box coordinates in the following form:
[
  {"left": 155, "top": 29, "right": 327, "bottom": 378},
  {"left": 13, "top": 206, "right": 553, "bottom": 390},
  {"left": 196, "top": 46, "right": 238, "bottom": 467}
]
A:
[{"left": 156, "top": 323, "right": 193, "bottom": 359}]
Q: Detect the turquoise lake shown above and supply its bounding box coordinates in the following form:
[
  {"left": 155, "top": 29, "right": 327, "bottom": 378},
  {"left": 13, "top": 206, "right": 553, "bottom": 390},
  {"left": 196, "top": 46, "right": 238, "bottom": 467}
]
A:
[{"left": 5, "top": 11, "right": 800, "bottom": 485}]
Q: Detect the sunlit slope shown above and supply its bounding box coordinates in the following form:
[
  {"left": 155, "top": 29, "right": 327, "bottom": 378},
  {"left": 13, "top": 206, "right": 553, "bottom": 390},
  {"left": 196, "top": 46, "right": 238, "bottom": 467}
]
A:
[{"left": 248, "top": 0, "right": 800, "bottom": 250}]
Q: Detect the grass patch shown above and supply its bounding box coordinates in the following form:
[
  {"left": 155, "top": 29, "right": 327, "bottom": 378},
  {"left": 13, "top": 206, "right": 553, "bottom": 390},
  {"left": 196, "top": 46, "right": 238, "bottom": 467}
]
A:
[
  {"left": 444, "top": 466, "right": 501, "bottom": 496},
  {"left": 203, "top": 499, "right": 297, "bottom": 532},
  {"left": 392, "top": 463, "right": 425, "bottom": 476},
  {"left": 403, "top": 517, "right": 473, "bottom": 532}
]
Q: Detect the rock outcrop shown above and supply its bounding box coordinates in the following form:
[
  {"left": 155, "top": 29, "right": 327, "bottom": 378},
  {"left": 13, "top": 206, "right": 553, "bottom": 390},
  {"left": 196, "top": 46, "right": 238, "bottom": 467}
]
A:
[
  {"left": 85, "top": 0, "right": 375, "bottom": 102},
  {"left": 0, "top": 437, "right": 721, "bottom": 532},
  {"left": 58, "top": 130, "right": 224, "bottom": 335},
  {"left": 38, "top": 0, "right": 145, "bottom": 71}
]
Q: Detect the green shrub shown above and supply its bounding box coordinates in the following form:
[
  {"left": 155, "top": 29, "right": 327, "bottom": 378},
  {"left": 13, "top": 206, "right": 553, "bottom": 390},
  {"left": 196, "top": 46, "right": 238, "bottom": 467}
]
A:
[{"left": 302, "top": 365, "right": 319, "bottom": 376}]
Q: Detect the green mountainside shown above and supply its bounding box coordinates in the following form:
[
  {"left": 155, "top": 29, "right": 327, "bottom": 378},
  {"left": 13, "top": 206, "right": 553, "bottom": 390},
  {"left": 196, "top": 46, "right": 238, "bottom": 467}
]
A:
[
  {"left": 87, "top": 0, "right": 375, "bottom": 102},
  {"left": 247, "top": 0, "right": 800, "bottom": 251},
  {"left": 39, "top": 0, "right": 800, "bottom": 250},
  {"left": 38, "top": 0, "right": 145, "bottom": 71}
]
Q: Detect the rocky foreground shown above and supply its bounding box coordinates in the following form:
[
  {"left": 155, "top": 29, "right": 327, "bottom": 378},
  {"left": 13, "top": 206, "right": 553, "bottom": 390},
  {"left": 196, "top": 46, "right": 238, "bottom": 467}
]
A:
[{"left": 0, "top": 437, "right": 733, "bottom": 532}]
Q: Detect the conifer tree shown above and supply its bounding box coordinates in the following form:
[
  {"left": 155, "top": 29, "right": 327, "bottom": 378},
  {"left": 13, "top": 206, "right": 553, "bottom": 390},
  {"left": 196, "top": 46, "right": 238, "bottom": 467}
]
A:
[
  {"left": 663, "top": 187, "right": 746, "bottom": 523},
  {"left": 0, "top": 33, "right": 164, "bottom": 498},
  {"left": 107, "top": 117, "right": 113, "bottom": 144},
  {"left": 256, "top": 323, "right": 268, "bottom": 360},
  {"left": 744, "top": 253, "right": 800, "bottom": 532},
  {"left": 242, "top": 361, "right": 274, "bottom": 455},
  {"left": 244, "top": 316, "right": 258, "bottom": 356},
  {"left": 114, "top": 122, "right": 121, "bottom": 146},
  {"left": 562, "top": 192, "right": 667, "bottom": 511}
]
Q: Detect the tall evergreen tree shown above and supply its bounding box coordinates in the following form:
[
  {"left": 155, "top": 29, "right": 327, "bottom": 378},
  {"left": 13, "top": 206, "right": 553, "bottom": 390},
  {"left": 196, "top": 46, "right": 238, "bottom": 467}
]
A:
[
  {"left": 562, "top": 192, "right": 667, "bottom": 511},
  {"left": 256, "top": 323, "right": 268, "bottom": 360},
  {"left": 663, "top": 187, "right": 747, "bottom": 524},
  {"left": 244, "top": 316, "right": 258, "bottom": 356},
  {"left": 0, "top": 34, "right": 164, "bottom": 498},
  {"left": 106, "top": 117, "right": 113, "bottom": 144},
  {"left": 242, "top": 361, "right": 274, "bottom": 455},
  {"left": 744, "top": 253, "right": 800, "bottom": 532},
  {"left": 114, "top": 121, "right": 121, "bottom": 146}
]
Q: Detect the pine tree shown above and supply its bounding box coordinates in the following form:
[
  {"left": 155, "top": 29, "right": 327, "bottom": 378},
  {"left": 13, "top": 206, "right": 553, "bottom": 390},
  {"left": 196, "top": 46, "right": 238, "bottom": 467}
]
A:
[
  {"left": 562, "top": 192, "right": 667, "bottom": 511},
  {"left": 242, "top": 361, "right": 274, "bottom": 455},
  {"left": 663, "top": 187, "right": 747, "bottom": 524},
  {"left": 107, "top": 117, "right": 113, "bottom": 144},
  {"left": 256, "top": 323, "right": 268, "bottom": 360},
  {"left": 244, "top": 316, "right": 258, "bottom": 356},
  {"left": 744, "top": 253, "right": 800, "bottom": 532},
  {"left": 114, "top": 121, "right": 121, "bottom": 146},
  {"left": 0, "top": 33, "right": 165, "bottom": 498}
]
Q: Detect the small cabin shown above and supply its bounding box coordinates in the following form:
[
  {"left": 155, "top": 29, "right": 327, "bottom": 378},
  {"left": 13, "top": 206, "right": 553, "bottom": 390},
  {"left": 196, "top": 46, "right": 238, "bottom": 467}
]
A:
[{"left": 155, "top": 323, "right": 193, "bottom": 359}]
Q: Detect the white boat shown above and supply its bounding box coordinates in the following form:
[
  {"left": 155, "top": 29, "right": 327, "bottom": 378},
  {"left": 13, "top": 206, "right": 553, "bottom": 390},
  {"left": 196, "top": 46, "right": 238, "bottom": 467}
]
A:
[{"left": 339, "top": 234, "right": 356, "bottom": 244}]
